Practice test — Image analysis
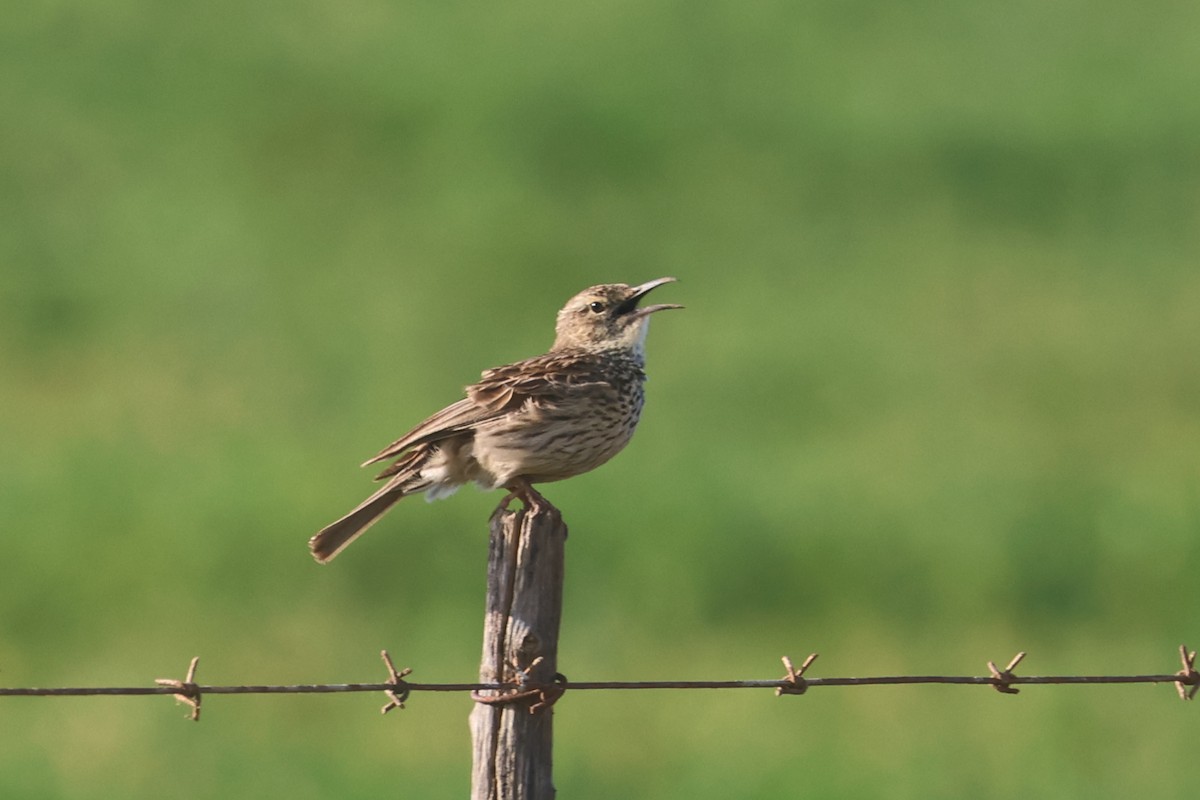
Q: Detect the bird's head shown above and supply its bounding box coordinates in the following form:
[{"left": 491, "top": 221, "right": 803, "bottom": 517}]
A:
[{"left": 552, "top": 277, "right": 682, "bottom": 355}]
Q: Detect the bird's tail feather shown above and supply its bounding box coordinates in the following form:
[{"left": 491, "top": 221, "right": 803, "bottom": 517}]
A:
[{"left": 309, "top": 483, "right": 406, "bottom": 564}]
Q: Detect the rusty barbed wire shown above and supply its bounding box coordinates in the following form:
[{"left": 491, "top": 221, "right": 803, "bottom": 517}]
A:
[{"left": 1, "top": 646, "right": 1194, "bottom": 721}]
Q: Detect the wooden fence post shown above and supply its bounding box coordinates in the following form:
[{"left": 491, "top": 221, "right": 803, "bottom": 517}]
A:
[{"left": 469, "top": 502, "right": 567, "bottom": 800}]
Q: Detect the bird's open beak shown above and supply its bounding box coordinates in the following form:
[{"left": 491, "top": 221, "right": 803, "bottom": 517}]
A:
[{"left": 622, "top": 277, "right": 684, "bottom": 318}]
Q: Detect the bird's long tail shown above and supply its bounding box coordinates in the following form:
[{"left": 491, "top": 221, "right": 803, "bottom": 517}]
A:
[{"left": 309, "top": 482, "right": 407, "bottom": 563}]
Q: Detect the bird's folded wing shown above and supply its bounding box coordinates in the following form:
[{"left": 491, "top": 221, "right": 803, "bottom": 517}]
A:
[{"left": 361, "top": 352, "right": 618, "bottom": 468}]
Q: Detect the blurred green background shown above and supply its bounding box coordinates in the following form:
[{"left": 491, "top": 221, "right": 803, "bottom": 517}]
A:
[{"left": 2, "top": 1, "right": 1198, "bottom": 797}]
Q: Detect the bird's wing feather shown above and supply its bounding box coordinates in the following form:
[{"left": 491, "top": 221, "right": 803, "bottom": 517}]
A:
[
  {"left": 361, "top": 398, "right": 488, "bottom": 467},
  {"left": 361, "top": 351, "right": 617, "bottom": 468}
]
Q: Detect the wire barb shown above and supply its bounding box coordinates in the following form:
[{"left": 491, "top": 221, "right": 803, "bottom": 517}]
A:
[
  {"left": 776, "top": 653, "right": 819, "bottom": 696},
  {"left": 155, "top": 656, "right": 202, "bottom": 721},
  {"left": 514, "top": 656, "right": 544, "bottom": 690},
  {"left": 987, "top": 651, "right": 1026, "bottom": 695},
  {"left": 1176, "top": 645, "right": 1198, "bottom": 701},
  {"left": 379, "top": 650, "right": 413, "bottom": 714},
  {"left": 470, "top": 656, "right": 565, "bottom": 714}
]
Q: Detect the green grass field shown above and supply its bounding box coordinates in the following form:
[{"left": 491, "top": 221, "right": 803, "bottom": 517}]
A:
[{"left": 2, "top": 2, "right": 1198, "bottom": 797}]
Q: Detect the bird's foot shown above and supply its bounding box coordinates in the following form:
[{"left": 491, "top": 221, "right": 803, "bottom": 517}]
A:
[{"left": 499, "top": 479, "right": 551, "bottom": 514}]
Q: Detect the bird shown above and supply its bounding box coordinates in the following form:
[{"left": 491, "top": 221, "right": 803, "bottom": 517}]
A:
[{"left": 309, "top": 277, "right": 682, "bottom": 563}]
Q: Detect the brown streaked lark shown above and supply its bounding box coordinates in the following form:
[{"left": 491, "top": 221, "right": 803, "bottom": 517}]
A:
[{"left": 309, "top": 277, "right": 682, "bottom": 563}]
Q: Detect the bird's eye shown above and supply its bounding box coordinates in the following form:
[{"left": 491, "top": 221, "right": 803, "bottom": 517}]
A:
[{"left": 588, "top": 301, "right": 605, "bottom": 313}]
